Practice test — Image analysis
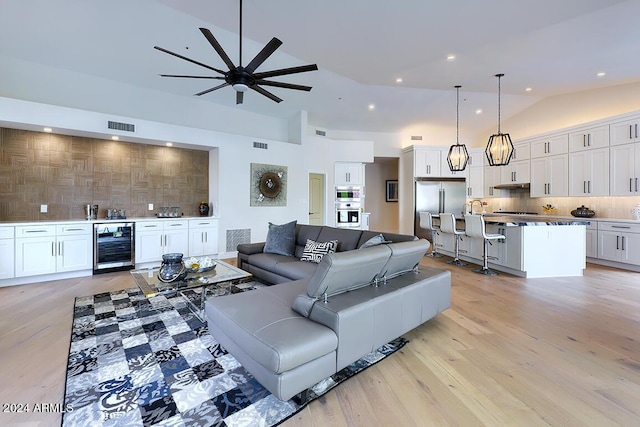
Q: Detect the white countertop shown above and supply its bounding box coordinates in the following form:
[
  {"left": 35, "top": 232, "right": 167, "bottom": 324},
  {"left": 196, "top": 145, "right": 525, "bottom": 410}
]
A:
[{"left": 0, "top": 216, "right": 220, "bottom": 227}]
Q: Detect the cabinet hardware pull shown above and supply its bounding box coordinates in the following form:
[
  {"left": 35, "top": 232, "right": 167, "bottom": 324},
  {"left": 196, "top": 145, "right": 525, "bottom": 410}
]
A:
[
  {"left": 583, "top": 134, "right": 586, "bottom": 147},
  {"left": 612, "top": 225, "right": 631, "bottom": 229},
  {"left": 587, "top": 181, "right": 591, "bottom": 193},
  {"left": 631, "top": 125, "right": 633, "bottom": 140},
  {"left": 622, "top": 236, "right": 626, "bottom": 251},
  {"left": 617, "top": 235, "right": 620, "bottom": 250},
  {"left": 59, "top": 241, "right": 63, "bottom": 257},
  {"left": 636, "top": 177, "right": 638, "bottom": 192},
  {"left": 52, "top": 242, "right": 55, "bottom": 256},
  {"left": 636, "top": 123, "right": 638, "bottom": 139},
  {"left": 26, "top": 229, "right": 48, "bottom": 233},
  {"left": 583, "top": 181, "right": 586, "bottom": 193},
  {"left": 588, "top": 134, "right": 591, "bottom": 146},
  {"left": 631, "top": 178, "right": 634, "bottom": 192}
]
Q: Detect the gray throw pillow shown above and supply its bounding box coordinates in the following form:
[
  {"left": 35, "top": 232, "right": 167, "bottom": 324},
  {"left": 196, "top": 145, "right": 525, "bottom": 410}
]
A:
[
  {"left": 263, "top": 220, "right": 297, "bottom": 256},
  {"left": 359, "top": 233, "right": 391, "bottom": 249}
]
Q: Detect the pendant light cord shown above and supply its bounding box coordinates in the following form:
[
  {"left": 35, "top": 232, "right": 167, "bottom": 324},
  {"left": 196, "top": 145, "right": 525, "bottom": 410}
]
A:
[
  {"left": 455, "top": 85, "right": 460, "bottom": 144},
  {"left": 239, "top": 0, "right": 243, "bottom": 67},
  {"left": 496, "top": 73, "right": 503, "bottom": 134}
]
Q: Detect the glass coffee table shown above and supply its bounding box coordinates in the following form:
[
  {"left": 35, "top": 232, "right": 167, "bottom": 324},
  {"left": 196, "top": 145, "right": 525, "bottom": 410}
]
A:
[{"left": 130, "top": 259, "right": 252, "bottom": 321}]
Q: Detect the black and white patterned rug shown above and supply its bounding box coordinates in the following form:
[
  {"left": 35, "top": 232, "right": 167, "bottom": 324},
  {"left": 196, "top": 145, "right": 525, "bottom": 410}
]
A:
[{"left": 62, "top": 286, "right": 408, "bottom": 426}]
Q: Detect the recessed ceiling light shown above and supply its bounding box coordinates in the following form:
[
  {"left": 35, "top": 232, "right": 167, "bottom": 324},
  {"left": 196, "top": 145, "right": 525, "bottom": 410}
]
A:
[
  {"left": 368, "top": 103, "right": 375, "bottom": 110},
  {"left": 475, "top": 109, "right": 483, "bottom": 115},
  {"left": 111, "top": 136, "right": 119, "bottom": 141},
  {"left": 166, "top": 142, "right": 173, "bottom": 147},
  {"left": 43, "top": 127, "right": 52, "bottom": 133},
  {"left": 597, "top": 71, "right": 606, "bottom": 77},
  {"left": 446, "top": 54, "right": 456, "bottom": 61},
  {"left": 396, "top": 77, "right": 403, "bottom": 83},
  {"left": 525, "top": 87, "right": 532, "bottom": 92}
]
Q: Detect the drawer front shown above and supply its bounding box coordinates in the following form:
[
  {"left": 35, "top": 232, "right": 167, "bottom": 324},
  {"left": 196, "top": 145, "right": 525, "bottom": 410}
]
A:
[
  {"left": 188, "top": 219, "right": 218, "bottom": 229},
  {"left": 57, "top": 223, "right": 92, "bottom": 235},
  {"left": 163, "top": 220, "right": 188, "bottom": 230},
  {"left": 135, "top": 221, "right": 164, "bottom": 231},
  {"left": 0, "top": 227, "right": 14, "bottom": 239},
  {"left": 15, "top": 225, "right": 56, "bottom": 238},
  {"left": 598, "top": 221, "right": 640, "bottom": 234}
]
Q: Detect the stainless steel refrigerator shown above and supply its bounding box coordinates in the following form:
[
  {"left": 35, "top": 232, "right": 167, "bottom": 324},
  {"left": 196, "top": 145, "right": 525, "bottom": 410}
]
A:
[{"left": 414, "top": 178, "right": 467, "bottom": 239}]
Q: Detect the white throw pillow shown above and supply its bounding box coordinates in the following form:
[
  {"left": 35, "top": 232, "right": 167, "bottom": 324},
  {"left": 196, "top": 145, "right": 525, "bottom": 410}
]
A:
[{"left": 300, "top": 239, "right": 338, "bottom": 263}]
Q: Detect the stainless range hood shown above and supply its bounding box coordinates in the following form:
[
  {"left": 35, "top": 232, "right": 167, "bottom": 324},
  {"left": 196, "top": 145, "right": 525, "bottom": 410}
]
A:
[{"left": 493, "top": 182, "right": 530, "bottom": 190}]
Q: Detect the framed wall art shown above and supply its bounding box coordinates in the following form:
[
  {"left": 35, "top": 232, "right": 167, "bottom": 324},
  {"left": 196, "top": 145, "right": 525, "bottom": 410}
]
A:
[
  {"left": 386, "top": 180, "right": 398, "bottom": 202},
  {"left": 250, "top": 163, "right": 288, "bottom": 207}
]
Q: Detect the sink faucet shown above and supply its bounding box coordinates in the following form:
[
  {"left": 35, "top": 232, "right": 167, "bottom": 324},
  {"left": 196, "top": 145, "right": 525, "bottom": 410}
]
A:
[{"left": 470, "top": 199, "right": 483, "bottom": 215}]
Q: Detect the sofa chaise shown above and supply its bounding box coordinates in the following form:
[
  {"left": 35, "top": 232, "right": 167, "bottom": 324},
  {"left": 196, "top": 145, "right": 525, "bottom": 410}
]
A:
[{"left": 206, "top": 228, "right": 451, "bottom": 401}]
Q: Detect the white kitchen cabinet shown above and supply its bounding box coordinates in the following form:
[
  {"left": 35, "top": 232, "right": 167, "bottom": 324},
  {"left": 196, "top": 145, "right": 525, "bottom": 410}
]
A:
[
  {"left": 568, "top": 147, "right": 609, "bottom": 196},
  {"left": 0, "top": 227, "right": 14, "bottom": 279},
  {"left": 466, "top": 149, "right": 485, "bottom": 168},
  {"left": 335, "top": 162, "right": 363, "bottom": 185},
  {"left": 15, "top": 224, "right": 92, "bottom": 277},
  {"left": 569, "top": 125, "right": 609, "bottom": 152},
  {"left": 188, "top": 219, "right": 219, "bottom": 257},
  {"left": 530, "top": 154, "right": 568, "bottom": 197},
  {"left": 439, "top": 150, "right": 468, "bottom": 178},
  {"left": 511, "top": 142, "right": 531, "bottom": 162},
  {"left": 483, "top": 166, "right": 504, "bottom": 198},
  {"left": 414, "top": 149, "right": 442, "bottom": 177},
  {"left": 609, "top": 142, "right": 640, "bottom": 196},
  {"left": 466, "top": 165, "right": 484, "bottom": 198},
  {"left": 530, "top": 134, "right": 569, "bottom": 158},
  {"left": 485, "top": 225, "right": 522, "bottom": 270},
  {"left": 500, "top": 160, "right": 530, "bottom": 185},
  {"left": 136, "top": 220, "right": 189, "bottom": 264},
  {"left": 610, "top": 118, "right": 640, "bottom": 146},
  {"left": 586, "top": 221, "right": 598, "bottom": 258},
  {"left": 597, "top": 222, "right": 640, "bottom": 266}
]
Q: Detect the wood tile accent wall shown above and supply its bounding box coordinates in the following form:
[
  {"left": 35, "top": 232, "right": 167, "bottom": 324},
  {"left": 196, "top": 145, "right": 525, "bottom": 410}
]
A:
[{"left": 0, "top": 128, "right": 209, "bottom": 221}]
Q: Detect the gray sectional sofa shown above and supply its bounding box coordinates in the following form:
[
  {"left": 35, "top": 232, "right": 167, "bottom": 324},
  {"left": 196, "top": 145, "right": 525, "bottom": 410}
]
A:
[
  {"left": 206, "top": 224, "right": 452, "bottom": 401},
  {"left": 236, "top": 224, "right": 418, "bottom": 285}
]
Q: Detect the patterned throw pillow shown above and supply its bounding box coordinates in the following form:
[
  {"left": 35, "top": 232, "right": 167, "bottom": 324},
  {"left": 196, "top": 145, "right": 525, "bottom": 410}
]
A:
[{"left": 300, "top": 239, "right": 338, "bottom": 263}]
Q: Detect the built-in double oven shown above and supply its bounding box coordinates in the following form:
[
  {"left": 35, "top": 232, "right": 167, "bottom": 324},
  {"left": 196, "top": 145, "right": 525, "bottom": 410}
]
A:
[
  {"left": 93, "top": 222, "right": 135, "bottom": 273},
  {"left": 335, "top": 186, "right": 361, "bottom": 228}
]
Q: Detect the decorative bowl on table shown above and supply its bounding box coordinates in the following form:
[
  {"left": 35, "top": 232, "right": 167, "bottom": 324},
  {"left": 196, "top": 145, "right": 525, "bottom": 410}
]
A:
[
  {"left": 571, "top": 205, "right": 595, "bottom": 218},
  {"left": 185, "top": 256, "right": 216, "bottom": 273}
]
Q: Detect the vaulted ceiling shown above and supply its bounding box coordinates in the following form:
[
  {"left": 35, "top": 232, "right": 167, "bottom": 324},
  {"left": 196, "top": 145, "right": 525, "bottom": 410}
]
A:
[{"left": 1, "top": 0, "right": 639, "bottom": 141}]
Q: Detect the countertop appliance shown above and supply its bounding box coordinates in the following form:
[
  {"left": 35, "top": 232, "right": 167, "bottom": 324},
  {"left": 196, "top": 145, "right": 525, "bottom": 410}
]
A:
[
  {"left": 414, "top": 178, "right": 466, "bottom": 239},
  {"left": 335, "top": 185, "right": 362, "bottom": 228},
  {"left": 93, "top": 222, "right": 135, "bottom": 273}
]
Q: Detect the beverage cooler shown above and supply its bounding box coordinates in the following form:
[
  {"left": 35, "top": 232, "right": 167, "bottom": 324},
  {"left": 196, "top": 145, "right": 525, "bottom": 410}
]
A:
[{"left": 335, "top": 186, "right": 362, "bottom": 228}]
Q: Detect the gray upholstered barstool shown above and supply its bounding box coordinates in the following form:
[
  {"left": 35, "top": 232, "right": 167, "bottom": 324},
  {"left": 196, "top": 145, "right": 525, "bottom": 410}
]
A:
[
  {"left": 419, "top": 212, "right": 443, "bottom": 258},
  {"left": 439, "top": 213, "right": 467, "bottom": 266},
  {"left": 465, "top": 214, "right": 505, "bottom": 275}
]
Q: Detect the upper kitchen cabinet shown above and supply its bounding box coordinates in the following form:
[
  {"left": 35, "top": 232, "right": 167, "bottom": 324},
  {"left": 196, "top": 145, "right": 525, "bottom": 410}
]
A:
[
  {"left": 568, "top": 147, "right": 609, "bottom": 197},
  {"left": 530, "top": 154, "right": 568, "bottom": 197},
  {"left": 610, "top": 118, "right": 640, "bottom": 146},
  {"left": 484, "top": 166, "right": 505, "bottom": 198},
  {"left": 335, "top": 162, "right": 363, "bottom": 185},
  {"left": 438, "top": 150, "right": 468, "bottom": 178},
  {"left": 414, "top": 148, "right": 442, "bottom": 177},
  {"left": 610, "top": 142, "right": 640, "bottom": 196},
  {"left": 530, "top": 134, "right": 569, "bottom": 158},
  {"left": 569, "top": 125, "right": 609, "bottom": 152},
  {"left": 510, "top": 142, "right": 531, "bottom": 162},
  {"left": 499, "top": 160, "right": 530, "bottom": 186}
]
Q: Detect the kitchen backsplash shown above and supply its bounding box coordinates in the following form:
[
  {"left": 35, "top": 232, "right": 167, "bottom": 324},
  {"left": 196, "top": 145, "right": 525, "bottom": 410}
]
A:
[
  {"left": 483, "top": 192, "right": 640, "bottom": 220},
  {"left": 0, "top": 128, "right": 209, "bottom": 221}
]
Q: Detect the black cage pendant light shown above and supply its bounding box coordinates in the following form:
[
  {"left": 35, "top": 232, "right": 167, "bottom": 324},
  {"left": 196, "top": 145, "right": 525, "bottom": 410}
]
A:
[
  {"left": 485, "top": 73, "right": 514, "bottom": 166},
  {"left": 447, "top": 85, "right": 469, "bottom": 172}
]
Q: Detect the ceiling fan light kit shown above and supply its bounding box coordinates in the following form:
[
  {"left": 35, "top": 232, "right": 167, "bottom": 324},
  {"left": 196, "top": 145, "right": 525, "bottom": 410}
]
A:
[
  {"left": 485, "top": 73, "right": 514, "bottom": 166},
  {"left": 154, "top": 0, "right": 317, "bottom": 105},
  {"left": 447, "top": 85, "right": 469, "bottom": 172}
]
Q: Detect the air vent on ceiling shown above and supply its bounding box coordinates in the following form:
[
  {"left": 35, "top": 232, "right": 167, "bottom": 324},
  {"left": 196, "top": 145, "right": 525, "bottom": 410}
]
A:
[
  {"left": 411, "top": 135, "right": 423, "bottom": 141},
  {"left": 107, "top": 121, "right": 135, "bottom": 132},
  {"left": 315, "top": 130, "right": 326, "bottom": 137},
  {"left": 253, "top": 141, "right": 268, "bottom": 150}
]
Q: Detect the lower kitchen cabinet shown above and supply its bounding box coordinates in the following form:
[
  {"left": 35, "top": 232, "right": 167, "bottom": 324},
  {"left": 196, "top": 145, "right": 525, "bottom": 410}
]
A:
[
  {"left": 135, "top": 220, "right": 189, "bottom": 264},
  {"left": 585, "top": 222, "right": 598, "bottom": 259},
  {"left": 0, "top": 227, "right": 14, "bottom": 279},
  {"left": 188, "top": 219, "right": 219, "bottom": 257},
  {"left": 597, "top": 222, "right": 640, "bottom": 265}
]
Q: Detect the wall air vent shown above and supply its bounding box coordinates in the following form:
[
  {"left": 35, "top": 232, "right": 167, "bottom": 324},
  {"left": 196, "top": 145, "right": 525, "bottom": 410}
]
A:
[
  {"left": 227, "top": 229, "right": 251, "bottom": 252},
  {"left": 253, "top": 141, "right": 268, "bottom": 150},
  {"left": 315, "top": 130, "right": 326, "bottom": 137},
  {"left": 107, "top": 121, "right": 135, "bottom": 132},
  {"left": 411, "top": 135, "right": 423, "bottom": 141}
]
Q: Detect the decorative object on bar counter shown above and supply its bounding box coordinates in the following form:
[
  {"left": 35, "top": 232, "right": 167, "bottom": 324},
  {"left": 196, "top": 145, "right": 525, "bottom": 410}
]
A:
[
  {"left": 632, "top": 204, "right": 640, "bottom": 220},
  {"left": 199, "top": 201, "right": 209, "bottom": 216},
  {"left": 571, "top": 205, "right": 595, "bottom": 218},
  {"left": 158, "top": 253, "right": 188, "bottom": 283},
  {"left": 542, "top": 204, "right": 556, "bottom": 214}
]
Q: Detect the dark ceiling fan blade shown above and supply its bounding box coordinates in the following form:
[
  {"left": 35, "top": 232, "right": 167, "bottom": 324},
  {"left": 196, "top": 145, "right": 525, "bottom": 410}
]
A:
[
  {"left": 251, "top": 85, "right": 283, "bottom": 103},
  {"left": 244, "top": 38, "right": 283, "bottom": 74},
  {"left": 199, "top": 28, "right": 236, "bottom": 71},
  {"left": 236, "top": 91, "right": 244, "bottom": 105},
  {"left": 195, "top": 82, "right": 230, "bottom": 96},
  {"left": 253, "top": 64, "right": 318, "bottom": 79},
  {"left": 255, "top": 80, "right": 313, "bottom": 91},
  {"left": 154, "top": 46, "right": 227, "bottom": 75},
  {"left": 160, "top": 74, "right": 225, "bottom": 79}
]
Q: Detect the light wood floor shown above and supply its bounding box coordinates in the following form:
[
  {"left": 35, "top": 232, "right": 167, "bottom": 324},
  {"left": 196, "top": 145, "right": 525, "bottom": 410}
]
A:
[{"left": 1, "top": 257, "right": 639, "bottom": 426}]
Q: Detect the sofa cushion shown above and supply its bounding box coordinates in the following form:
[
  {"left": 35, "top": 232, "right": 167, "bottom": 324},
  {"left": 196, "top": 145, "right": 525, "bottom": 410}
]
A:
[
  {"left": 359, "top": 233, "right": 391, "bottom": 249},
  {"left": 317, "top": 227, "right": 362, "bottom": 252},
  {"left": 357, "top": 231, "right": 417, "bottom": 248},
  {"left": 248, "top": 253, "right": 297, "bottom": 272},
  {"left": 206, "top": 280, "right": 337, "bottom": 374},
  {"left": 272, "top": 259, "right": 319, "bottom": 281},
  {"left": 381, "top": 239, "right": 430, "bottom": 279},
  {"left": 264, "top": 220, "right": 297, "bottom": 256},
  {"left": 306, "top": 245, "right": 392, "bottom": 298},
  {"left": 294, "top": 224, "right": 323, "bottom": 258},
  {"left": 300, "top": 239, "right": 338, "bottom": 263}
]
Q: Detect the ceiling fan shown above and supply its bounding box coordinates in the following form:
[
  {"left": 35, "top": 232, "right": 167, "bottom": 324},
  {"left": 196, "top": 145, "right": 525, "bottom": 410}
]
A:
[{"left": 153, "top": 0, "right": 318, "bottom": 104}]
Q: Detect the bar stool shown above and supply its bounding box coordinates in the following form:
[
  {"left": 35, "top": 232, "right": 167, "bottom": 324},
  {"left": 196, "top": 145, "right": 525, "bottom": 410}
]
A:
[
  {"left": 419, "top": 212, "right": 443, "bottom": 258},
  {"left": 439, "top": 213, "right": 467, "bottom": 266},
  {"left": 465, "top": 214, "right": 505, "bottom": 275}
]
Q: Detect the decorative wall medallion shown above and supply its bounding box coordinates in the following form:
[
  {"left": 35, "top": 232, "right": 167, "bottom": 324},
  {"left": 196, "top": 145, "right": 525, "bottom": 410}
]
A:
[{"left": 250, "top": 163, "right": 287, "bottom": 206}]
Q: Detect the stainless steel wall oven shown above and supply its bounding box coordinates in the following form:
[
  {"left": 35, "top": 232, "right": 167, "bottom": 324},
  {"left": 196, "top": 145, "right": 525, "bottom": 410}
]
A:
[{"left": 93, "top": 222, "right": 135, "bottom": 273}]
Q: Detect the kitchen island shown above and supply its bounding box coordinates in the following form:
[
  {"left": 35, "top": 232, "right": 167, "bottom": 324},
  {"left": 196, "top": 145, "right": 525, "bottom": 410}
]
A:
[{"left": 435, "top": 214, "right": 589, "bottom": 278}]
